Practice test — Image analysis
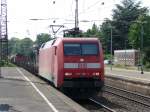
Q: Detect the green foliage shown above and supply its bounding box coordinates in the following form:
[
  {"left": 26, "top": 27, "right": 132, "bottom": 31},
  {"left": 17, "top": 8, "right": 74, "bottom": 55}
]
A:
[
  {"left": 145, "top": 63, "right": 150, "bottom": 69},
  {"left": 128, "top": 21, "right": 141, "bottom": 48},
  {"left": 104, "top": 54, "right": 111, "bottom": 60},
  {"left": 0, "top": 60, "right": 16, "bottom": 67},
  {"left": 8, "top": 33, "right": 51, "bottom": 59},
  {"left": 9, "top": 37, "right": 34, "bottom": 56},
  {"left": 129, "top": 15, "right": 150, "bottom": 67},
  {"left": 100, "top": 19, "right": 113, "bottom": 53},
  {"left": 83, "top": 23, "right": 101, "bottom": 37},
  {"left": 19, "top": 38, "right": 34, "bottom": 56},
  {"left": 112, "top": 0, "right": 148, "bottom": 49},
  {"left": 100, "top": 0, "right": 148, "bottom": 53},
  {"left": 35, "top": 33, "right": 51, "bottom": 48},
  {"left": 8, "top": 37, "right": 21, "bottom": 55},
  {"left": 113, "top": 64, "right": 136, "bottom": 70}
]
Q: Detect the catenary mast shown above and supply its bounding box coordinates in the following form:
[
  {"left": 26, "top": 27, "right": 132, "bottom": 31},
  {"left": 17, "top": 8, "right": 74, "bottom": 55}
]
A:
[
  {"left": 64, "top": 0, "right": 81, "bottom": 37},
  {"left": 0, "top": 0, "right": 8, "bottom": 61}
]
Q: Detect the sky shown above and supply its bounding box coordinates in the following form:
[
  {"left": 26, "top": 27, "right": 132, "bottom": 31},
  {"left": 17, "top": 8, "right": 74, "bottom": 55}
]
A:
[{"left": 6, "top": 0, "right": 150, "bottom": 40}]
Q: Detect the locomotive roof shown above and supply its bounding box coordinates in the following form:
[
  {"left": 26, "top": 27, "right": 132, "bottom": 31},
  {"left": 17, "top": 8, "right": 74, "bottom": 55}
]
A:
[{"left": 40, "top": 37, "right": 100, "bottom": 49}]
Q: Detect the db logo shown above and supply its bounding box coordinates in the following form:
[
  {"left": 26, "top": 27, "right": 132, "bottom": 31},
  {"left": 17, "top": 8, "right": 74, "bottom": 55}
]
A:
[
  {"left": 80, "top": 58, "right": 84, "bottom": 62},
  {"left": 78, "top": 63, "right": 87, "bottom": 68}
]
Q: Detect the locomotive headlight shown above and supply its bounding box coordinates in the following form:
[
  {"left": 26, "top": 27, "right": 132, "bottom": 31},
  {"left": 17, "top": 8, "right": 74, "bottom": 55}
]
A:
[
  {"left": 65, "top": 73, "right": 72, "bottom": 76},
  {"left": 92, "top": 72, "right": 100, "bottom": 76},
  {"left": 95, "top": 72, "right": 100, "bottom": 76}
]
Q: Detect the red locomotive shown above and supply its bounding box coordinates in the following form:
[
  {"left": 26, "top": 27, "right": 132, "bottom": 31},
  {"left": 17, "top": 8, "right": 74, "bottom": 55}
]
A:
[{"left": 39, "top": 37, "right": 104, "bottom": 98}]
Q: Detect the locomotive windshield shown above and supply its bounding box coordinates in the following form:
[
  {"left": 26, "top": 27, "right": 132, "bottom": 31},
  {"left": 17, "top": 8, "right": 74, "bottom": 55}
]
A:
[{"left": 64, "top": 43, "right": 99, "bottom": 56}]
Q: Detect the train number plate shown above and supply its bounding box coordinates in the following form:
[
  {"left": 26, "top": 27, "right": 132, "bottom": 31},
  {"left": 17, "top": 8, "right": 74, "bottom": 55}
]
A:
[{"left": 78, "top": 63, "right": 87, "bottom": 68}]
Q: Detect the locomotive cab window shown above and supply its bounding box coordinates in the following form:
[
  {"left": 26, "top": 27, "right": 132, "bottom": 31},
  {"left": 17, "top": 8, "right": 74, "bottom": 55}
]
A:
[
  {"left": 64, "top": 43, "right": 81, "bottom": 55},
  {"left": 64, "top": 43, "right": 99, "bottom": 56},
  {"left": 82, "top": 44, "right": 98, "bottom": 55}
]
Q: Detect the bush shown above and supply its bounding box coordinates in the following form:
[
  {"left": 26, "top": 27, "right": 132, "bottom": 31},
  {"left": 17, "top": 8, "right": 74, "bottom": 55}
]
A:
[
  {"left": 0, "top": 60, "right": 5, "bottom": 66},
  {"left": 0, "top": 60, "right": 16, "bottom": 67},
  {"left": 145, "top": 62, "right": 150, "bottom": 69},
  {"left": 104, "top": 54, "right": 111, "bottom": 60}
]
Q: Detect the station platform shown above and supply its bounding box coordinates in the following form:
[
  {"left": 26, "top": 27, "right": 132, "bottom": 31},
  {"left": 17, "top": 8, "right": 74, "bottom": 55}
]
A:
[
  {"left": 105, "top": 66, "right": 150, "bottom": 95},
  {"left": 105, "top": 66, "right": 150, "bottom": 85},
  {"left": 0, "top": 67, "right": 88, "bottom": 112}
]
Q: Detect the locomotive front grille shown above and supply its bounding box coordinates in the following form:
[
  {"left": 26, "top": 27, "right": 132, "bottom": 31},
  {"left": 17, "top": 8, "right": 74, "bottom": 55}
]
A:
[{"left": 63, "top": 78, "right": 104, "bottom": 88}]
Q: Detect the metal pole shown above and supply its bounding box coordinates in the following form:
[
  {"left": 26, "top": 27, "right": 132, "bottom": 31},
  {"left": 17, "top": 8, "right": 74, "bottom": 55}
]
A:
[
  {"left": 110, "top": 27, "right": 113, "bottom": 70},
  {"left": 0, "top": 20, "right": 1, "bottom": 78},
  {"left": 140, "top": 24, "right": 144, "bottom": 74},
  {"left": 0, "top": 6, "right": 1, "bottom": 78},
  {"left": 75, "top": 0, "right": 79, "bottom": 28},
  {"left": 124, "top": 40, "right": 127, "bottom": 68},
  {"left": 0, "top": 39, "right": 1, "bottom": 78},
  {"left": 6, "top": 4, "right": 8, "bottom": 64}
]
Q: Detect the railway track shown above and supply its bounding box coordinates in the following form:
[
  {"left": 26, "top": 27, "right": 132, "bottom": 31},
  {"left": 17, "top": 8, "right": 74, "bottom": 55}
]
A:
[
  {"left": 89, "top": 98, "right": 116, "bottom": 112},
  {"left": 75, "top": 97, "right": 117, "bottom": 112},
  {"left": 104, "top": 85, "right": 150, "bottom": 108}
]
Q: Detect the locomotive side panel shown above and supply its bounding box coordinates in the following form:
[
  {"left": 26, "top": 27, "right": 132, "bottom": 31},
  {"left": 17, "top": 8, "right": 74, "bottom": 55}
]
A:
[{"left": 39, "top": 42, "right": 57, "bottom": 84}]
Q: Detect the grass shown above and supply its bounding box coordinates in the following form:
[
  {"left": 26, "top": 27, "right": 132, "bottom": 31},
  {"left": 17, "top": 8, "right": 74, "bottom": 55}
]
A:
[
  {"left": 106, "top": 64, "right": 150, "bottom": 72},
  {"left": 0, "top": 60, "right": 16, "bottom": 67}
]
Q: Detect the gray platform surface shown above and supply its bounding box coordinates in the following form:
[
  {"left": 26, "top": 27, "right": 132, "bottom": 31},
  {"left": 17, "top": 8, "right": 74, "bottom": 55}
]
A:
[
  {"left": 0, "top": 67, "right": 88, "bottom": 112},
  {"left": 105, "top": 67, "right": 150, "bottom": 85}
]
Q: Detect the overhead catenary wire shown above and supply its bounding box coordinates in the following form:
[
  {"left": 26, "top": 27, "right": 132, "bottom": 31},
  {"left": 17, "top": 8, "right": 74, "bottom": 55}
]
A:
[
  {"left": 70, "top": 0, "right": 74, "bottom": 17},
  {"left": 32, "top": 0, "right": 123, "bottom": 26},
  {"left": 48, "top": 0, "right": 115, "bottom": 24},
  {"left": 30, "top": 0, "right": 123, "bottom": 37},
  {"left": 79, "top": 0, "right": 105, "bottom": 15}
]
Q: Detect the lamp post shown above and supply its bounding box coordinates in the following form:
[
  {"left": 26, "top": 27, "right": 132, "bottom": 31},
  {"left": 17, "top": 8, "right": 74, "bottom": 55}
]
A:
[
  {"left": 124, "top": 39, "right": 127, "bottom": 68},
  {"left": 0, "top": 34, "right": 1, "bottom": 78},
  {"left": 140, "top": 23, "right": 144, "bottom": 74},
  {"left": 110, "top": 27, "right": 113, "bottom": 71},
  {"left": 131, "top": 20, "right": 146, "bottom": 74},
  {"left": 108, "top": 23, "right": 113, "bottom": 70},
  {"left": 136, "top": 21, "right": 147, "bottom": 74}
]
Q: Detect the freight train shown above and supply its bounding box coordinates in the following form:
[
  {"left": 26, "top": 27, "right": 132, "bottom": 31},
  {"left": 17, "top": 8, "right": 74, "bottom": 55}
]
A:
[{"left": 12, "top": 37, "right": 104, "bottom": 99}]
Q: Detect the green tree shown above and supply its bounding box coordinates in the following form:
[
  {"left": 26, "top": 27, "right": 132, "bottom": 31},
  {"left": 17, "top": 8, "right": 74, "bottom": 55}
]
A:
[
  {"left": 8, "top": 37, "right": 21, "bottom": 55},
  {"left": 35, "top": 33, "right": 51, "bottom": 48},
  {"left": 9, "top": 37, "right": 34, "bottom": 57},
  {"left": 83, "top": 23, "right": 100, "bottom": 37},
  {"left": 129, "top": 15, "right": 150, "bottom": 67},
  {"left": 100, "top": 19, "right": 113, "bottom": 53},
  {"left": 112, "top": 0, "right": 148, "bottom": 49},
  {"left": 19, "top": 38, "right": 34, "bottom": 56},
  {"left": 100, "top": 0, "right": 148, "bottom": 55}
]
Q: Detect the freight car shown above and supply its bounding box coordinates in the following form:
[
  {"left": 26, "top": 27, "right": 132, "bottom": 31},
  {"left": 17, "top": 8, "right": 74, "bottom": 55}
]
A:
[
  {"left": 11, "top": 54, "right": 29, "bottom": 65},
  {"left": 11, "top": 54, "right": 37, "bottom": 73},
  {"left": 39, "top": 37, "right": 104, "bottom": 98}
]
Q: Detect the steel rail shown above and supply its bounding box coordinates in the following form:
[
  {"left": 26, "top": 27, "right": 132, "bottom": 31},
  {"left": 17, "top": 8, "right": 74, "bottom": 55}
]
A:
[
  {"left": 105, "top": 85, "right": 150, "bottom": 99},
  {"left": 104, "top": 89, "right": 150, "bottom": 108},
  {"left": 89, "top": 98, "right": 116, "bottom": 112}
]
